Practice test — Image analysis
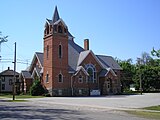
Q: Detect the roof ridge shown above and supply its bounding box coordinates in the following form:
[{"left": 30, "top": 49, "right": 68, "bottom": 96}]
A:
[
  {"left": 35, "top": 52, "right": 43, "bottom": 54},
  {"left": 96, "top": 54, "right": 111, "bottom": 57}
]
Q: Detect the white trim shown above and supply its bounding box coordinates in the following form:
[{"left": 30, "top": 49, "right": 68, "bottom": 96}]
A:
[
  {"left": 105, "top": 68, "right": 117, "bottom": 77},
  {"left": 85, "top": 63, "right": 96, "bottom": 83},
  {"left": 29, "top": 52, "right": 43, "bottom": 72},
  {"left": 74, "top": 66, "right": 89, "bottom": 76},
  {"left": 77, "top": 50, "right": 104, "bottom": 68},
  {"left": 54, "top": 18, "right": 68, "bottom": 29}
]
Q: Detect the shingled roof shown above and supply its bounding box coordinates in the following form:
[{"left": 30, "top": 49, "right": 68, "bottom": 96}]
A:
[
  {"left": 21, "top": 70, "right": 31, "bottom": 79},
  {"left": 0, "top": 68, "right": 19, "bottom": 76},
  {"left": 68, "top": 40, "right": 84, "bottom": 72},
  {"left": 96, "top": 55, "right": 122, "bottom": 70}
]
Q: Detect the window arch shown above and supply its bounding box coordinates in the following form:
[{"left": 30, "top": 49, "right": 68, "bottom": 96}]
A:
[
  {"left": 58, "top": 44, "right": 62, "bottom": 58},
  {"left": 78, "top": 75, "right": 83, "bottom": 83},
  {"left": 58, "top": 25, "right": 63, "bottom": 33},
  {"left": 85, "top": 64, "right": 96, "bottom": 83},
  {"left": 58, "top": 73, "right": 63, "bottom": 83},
  {"left": 46, "top": 45, "right": 49, "bottom": 59},
  {"left": 54, "top": 25, "right": 57, "bottom": 32},
  {"left": 46, "top": 71, "right": 49, "bottom": 83}
]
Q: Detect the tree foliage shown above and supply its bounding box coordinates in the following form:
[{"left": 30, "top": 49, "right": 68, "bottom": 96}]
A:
[
  {"left": 118, "top": 59, "right": 136, "bottom": 90},
  {"left": 30, "top": 79, "right": 45, "bottom": 96},
  {"left": 118, "top": 51, "right": 160, "bottom": 92},
  {"left": 151, "top": 48, "right": 160, "bottom": 58},
  {"left": 0, "top": 31, "right": 8, "bottom": 43}
]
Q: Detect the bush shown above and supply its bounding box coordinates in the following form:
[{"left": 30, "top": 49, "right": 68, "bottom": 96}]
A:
[{"left": 30, "top": 79, "right": 45, "bottom": 96}]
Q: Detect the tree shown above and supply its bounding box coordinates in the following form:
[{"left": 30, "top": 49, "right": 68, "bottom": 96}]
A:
[
  {"left": 30, "top": 79, "right": 45, "bottom": 96},
  {"left": 137, "top": 52, "right": 152, "bottom": 65},
  {"left": 0, "top": 31, "right": 8, "bottom": 59},
  {"left": 151, "top": 48, "right": 160, "bottom": 58},
  {"left": 0, "top": 31, "right": 8, "bottom": 47},
  {"left": 134, "top": 58, "right": 160, "bottom": 92},
  {"left": 118, "top": 59, "right": 136, "bottom": 91}
]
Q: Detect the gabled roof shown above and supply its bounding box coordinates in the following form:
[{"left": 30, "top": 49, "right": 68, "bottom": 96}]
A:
[
  {"left": 31, "top": 66, "right": 41, "bottom": 78},
  {"left": 36, "top": 52, "right": 43, "bottom": 67},
  {"left": 96, "top": 55, "right": 122, "bottom": 70},
  {"left": 46, "top": 19, "right": 53, "bottom": 25},
  {"left": 74, "top": 66, "right": 89, "bottom": 76},
  {"left": 21, "top": 71, "right": 32, "bottom": 79},
  {"left": 0, "top": 69, "right": 19, "bottom": 76},
  {"left": 99, "top": 68, "right": 117, "bottom": 77},
  {"left": 52, "top": 6, "right": 60, "bottom": 23},
  {"left": 77, "top": 50, "right": 103, "bottom": 68},
  {"left": 77, "top": 50, "right": 90, "bottom": 66},
  {"left": 54, "top": 18, "right": 68, "bottom": 28},
  {"left": 29, "top": 52, "right": 43, "bottom": 72}
]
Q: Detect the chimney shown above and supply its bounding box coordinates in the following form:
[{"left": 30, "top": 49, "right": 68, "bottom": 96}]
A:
[{"left": 84, "top": 39, "right": 89, "bottom": 50}]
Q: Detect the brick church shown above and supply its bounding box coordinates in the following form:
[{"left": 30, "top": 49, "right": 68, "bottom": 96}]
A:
[
  {"left": 41, "top": 6, "right": 122, "bottom": 96},
  {"left": 20, "top": 6, "right": 122, "bottom": 96}
]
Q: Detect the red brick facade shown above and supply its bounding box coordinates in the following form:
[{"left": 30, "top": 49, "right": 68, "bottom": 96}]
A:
[{"left": 41, "top": 7, "right": 122, "bottom": 96}]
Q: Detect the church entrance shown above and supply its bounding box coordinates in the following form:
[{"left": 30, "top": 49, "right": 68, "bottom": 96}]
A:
[{"left": 102, "top": 78, "right": 113, "bottom": 95}]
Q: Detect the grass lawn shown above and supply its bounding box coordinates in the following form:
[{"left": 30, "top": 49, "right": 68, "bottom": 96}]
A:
[
  {"left": 127, "top": 111, "right": 160, "bottom": 120},
  {"left": 126, "top": 105, "right": 160, "bottom": 120},
  {"left": 144, "top": 105, "right": 160, "bottom": 111},
  {"left": 0, "top": 93, "right": 44, "bottom": 99}
]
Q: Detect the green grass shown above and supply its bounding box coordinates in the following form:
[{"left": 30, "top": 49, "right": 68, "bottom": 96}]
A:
[
  {"left": 126, "top": 105, "right": 160, "bottom": 120},
  {"left": 144, "top": 105, "right": 160, "bottom": 111},
  {"left": 127, "top": 111, "right": 160, "bottom": 120},
  {"left": 0, "top": 93, "right": 44, "bottom": 99}
]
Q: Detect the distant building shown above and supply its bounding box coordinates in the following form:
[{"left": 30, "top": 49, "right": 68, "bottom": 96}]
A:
[
  {"left": 20, "top": 52, "right": 43, "bottom": 94},
  {"left": 0, "top": 67, "right": 19, "bottom": 93},
  {"left": 20, "top": 6, "right": 122, "bottom": 96}
]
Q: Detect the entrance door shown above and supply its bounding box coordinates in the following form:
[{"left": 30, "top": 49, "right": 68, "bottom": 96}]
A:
[{"left": 105, "top": 78, "right": 112, "bottom": 94}]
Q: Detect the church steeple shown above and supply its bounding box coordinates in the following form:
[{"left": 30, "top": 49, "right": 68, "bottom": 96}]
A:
[{"left": 52, "top": 6, "right": 60, "bottom": 23}]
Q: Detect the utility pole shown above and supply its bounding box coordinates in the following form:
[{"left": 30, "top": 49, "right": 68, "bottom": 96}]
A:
[
  {"left": 13, "top": 42, "right": 16, "bottom": 100},
  {"left": 137, "top": 58, "right": 142, "bottom": 95}
]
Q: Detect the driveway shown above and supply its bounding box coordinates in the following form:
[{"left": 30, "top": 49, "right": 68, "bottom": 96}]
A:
[
  {"left": 1, "top": 93, "right": 159, "bottom": 120},
  {"left": 29, "top": 93, "right": 160, "bottom": 110}
]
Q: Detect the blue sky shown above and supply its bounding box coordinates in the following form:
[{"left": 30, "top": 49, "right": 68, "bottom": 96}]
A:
[{"left": 0, "top": 0, "right": 160, "bottom": 72}]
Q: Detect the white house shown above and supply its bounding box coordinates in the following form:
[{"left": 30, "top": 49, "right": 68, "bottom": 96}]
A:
[{"left": 0, "top": 67, "right": 19, "bottom": 93}]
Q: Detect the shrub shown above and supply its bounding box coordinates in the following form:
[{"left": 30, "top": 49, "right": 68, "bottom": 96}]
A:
[{"left": 30, "top": 79, "right": 45, "bottom": 96}]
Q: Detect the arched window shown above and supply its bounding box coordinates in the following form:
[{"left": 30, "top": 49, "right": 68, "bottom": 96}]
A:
[
  {"left": 58, "top": 25, "right": 63, "bottom": 33},
  {"left": 45, "top": 71, "right": 49, "bottom": 83},
  {"left": 58, "top": 73, "right": 63, "bottom": 83},
  {"left": 79, "top": 75, "right": 83, "bottom": 83},
  {"left": 46, "top": 45, "right": 49, "bottom": 59},
  {"left": 58, "top": 44, "right": 62, "bottom": 58},
  {"left": 46, "top": 73, "right": 49, "bottom": 83},
  {"left": 85, "top": 64, "right": 96, "bottom": 83},
  {"left": 54, "top": 25, "right": 57, "bottom": 32}
]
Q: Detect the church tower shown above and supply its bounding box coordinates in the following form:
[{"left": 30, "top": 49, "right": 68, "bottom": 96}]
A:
[{"left": 43, "top": 6, "right": 69, "bottom": 96}]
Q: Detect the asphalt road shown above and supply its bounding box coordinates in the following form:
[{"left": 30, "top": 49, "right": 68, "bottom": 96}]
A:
[{"left": 0, "top": 93, "right": 160, "bottom": 120}]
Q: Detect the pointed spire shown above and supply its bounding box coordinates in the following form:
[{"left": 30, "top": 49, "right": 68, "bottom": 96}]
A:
[{"left": 52, "top": 6, "right": 60, "bottom": 23}]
